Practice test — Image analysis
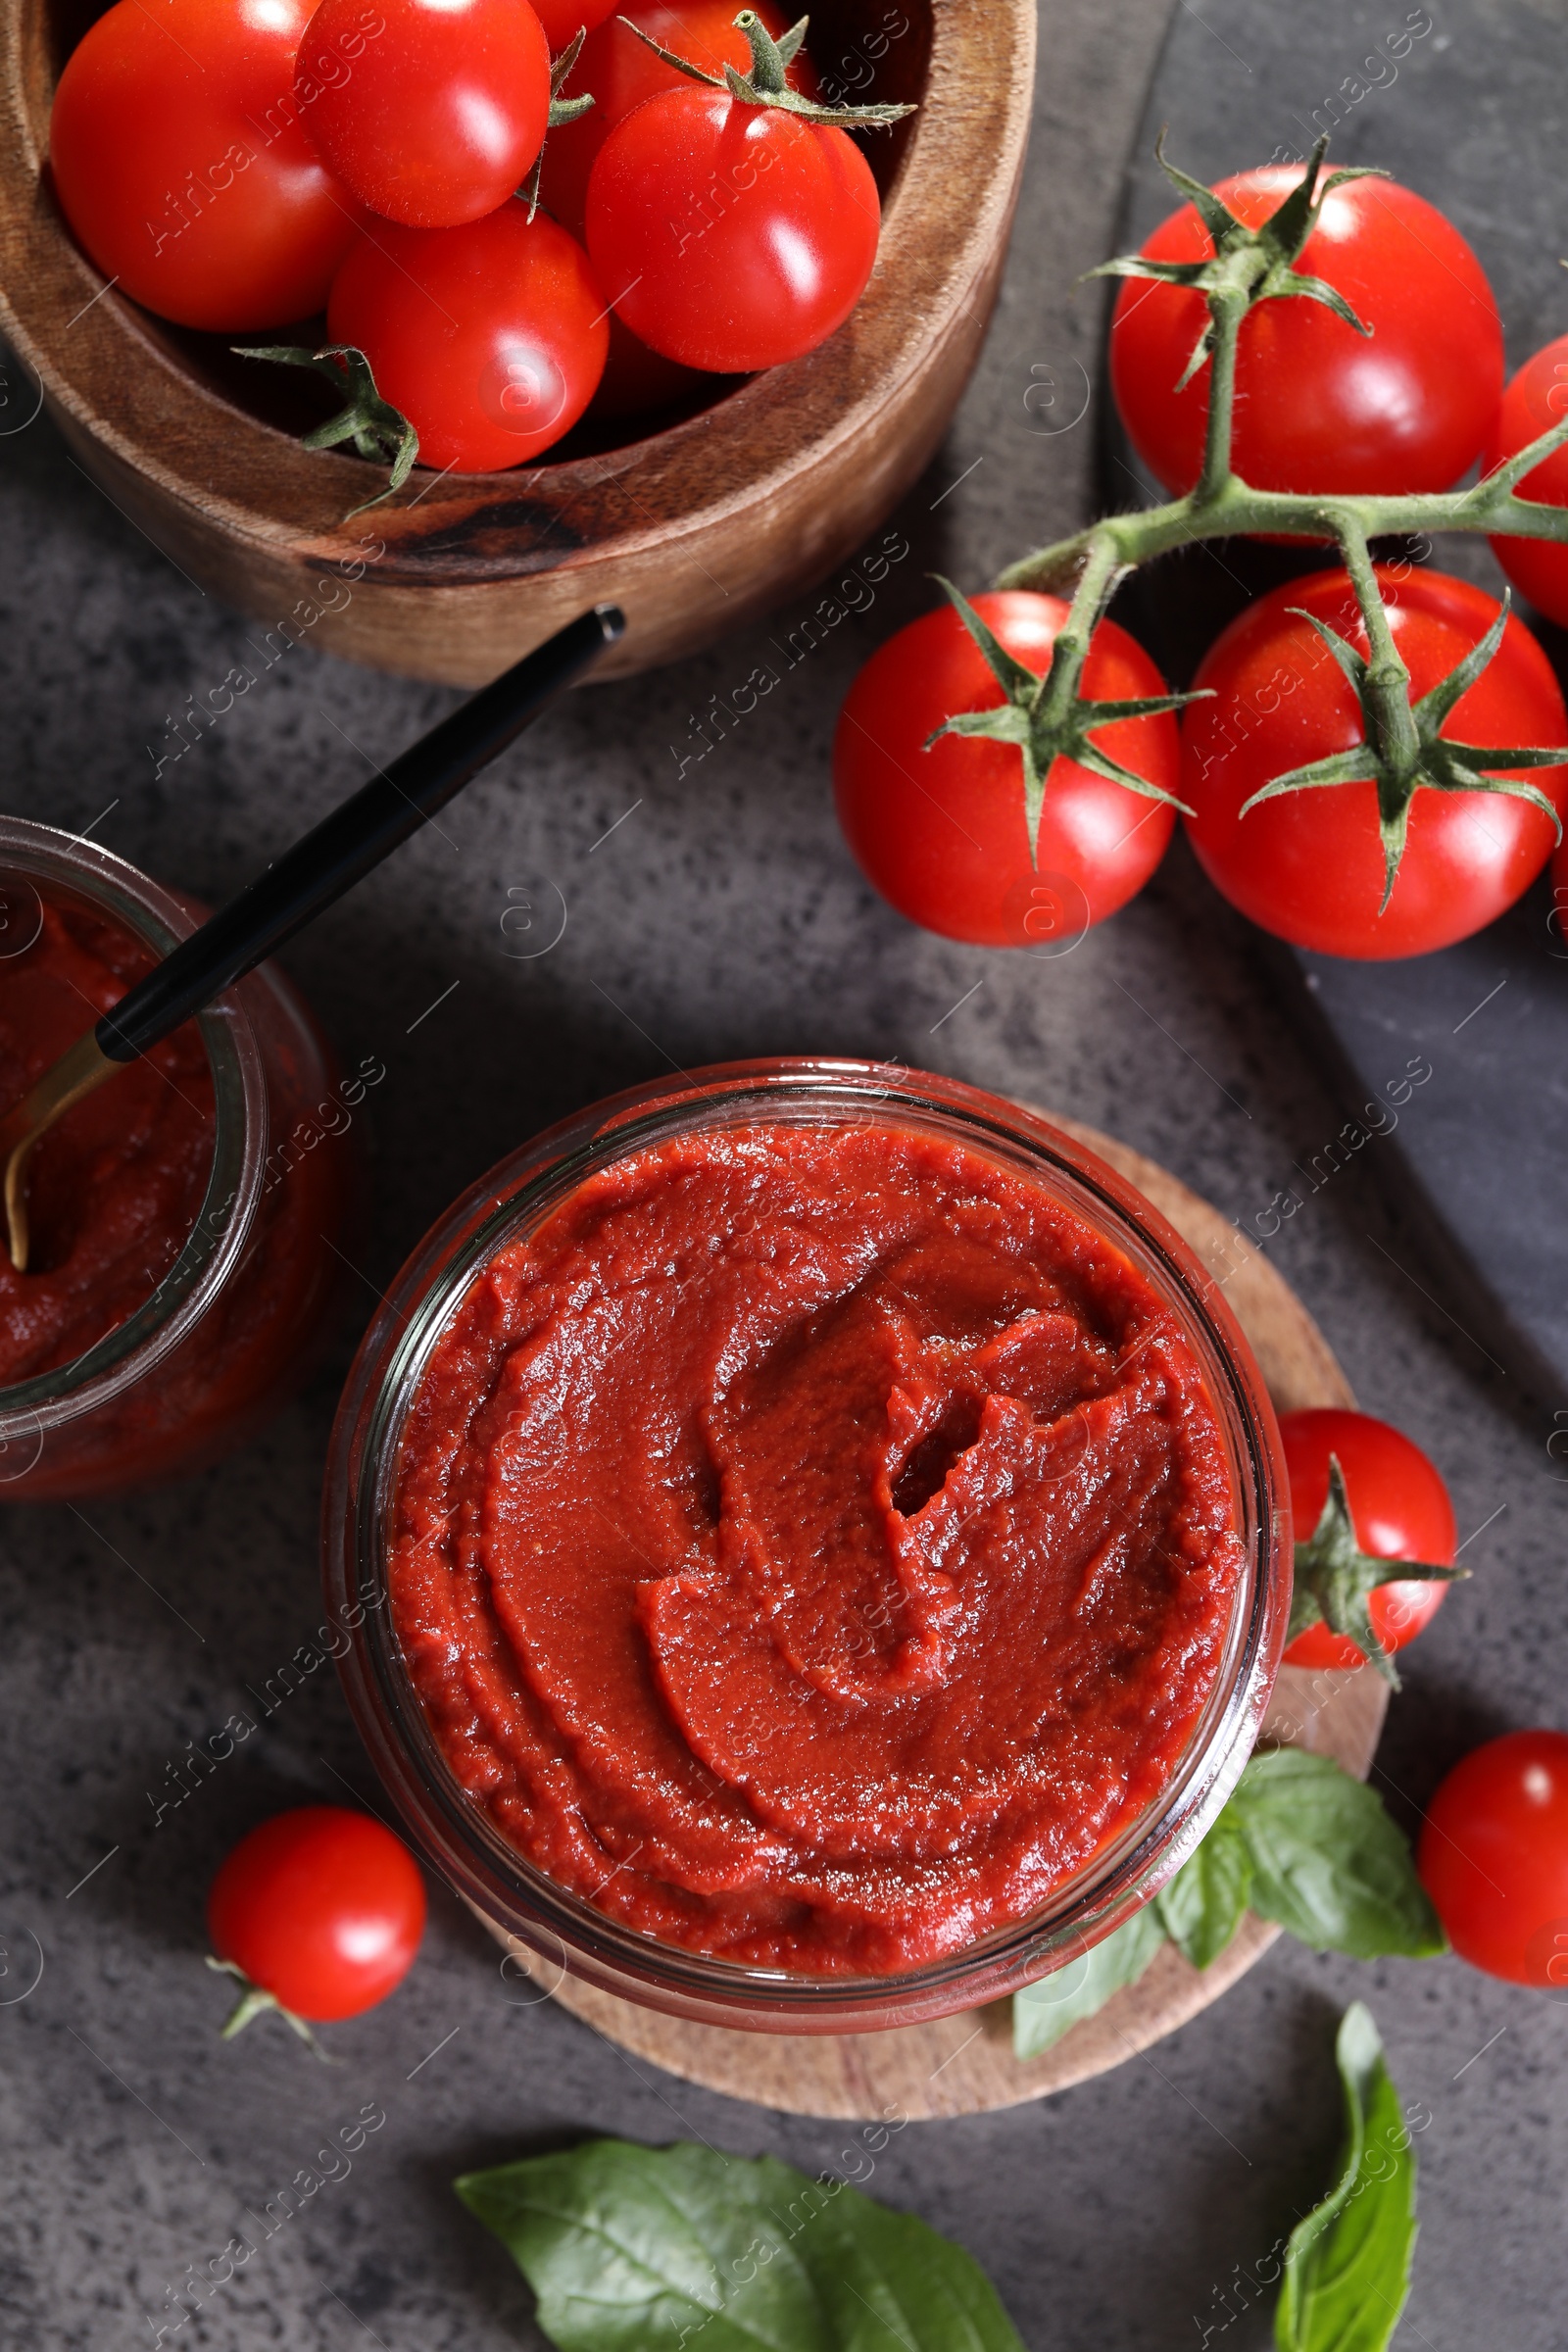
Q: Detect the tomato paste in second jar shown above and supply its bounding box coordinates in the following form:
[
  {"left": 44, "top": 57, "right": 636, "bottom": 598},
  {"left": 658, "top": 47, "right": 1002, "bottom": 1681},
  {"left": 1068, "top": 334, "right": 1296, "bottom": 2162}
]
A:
[
  {"left": 389, "top": 1119, "right": 1246, "bottom": 1974},
  {"left": 0, "top": 864, "right": 355, "bottom": 1498},
  {"left": 0, "top": 893, "right": 215, "bottom": 1381}
]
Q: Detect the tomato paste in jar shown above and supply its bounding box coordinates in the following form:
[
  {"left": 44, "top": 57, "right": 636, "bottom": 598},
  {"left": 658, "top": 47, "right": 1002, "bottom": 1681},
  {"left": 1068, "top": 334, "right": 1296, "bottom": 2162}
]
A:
[
  {"left": 389, "top": 1118, "right": 1246, "bottom": 1974},
  {"left": 0, "top": 896, "right": 215, "bottom": 1380},
  {"left": 0, "top": 871, "right": 354, "bottom": 1497}
]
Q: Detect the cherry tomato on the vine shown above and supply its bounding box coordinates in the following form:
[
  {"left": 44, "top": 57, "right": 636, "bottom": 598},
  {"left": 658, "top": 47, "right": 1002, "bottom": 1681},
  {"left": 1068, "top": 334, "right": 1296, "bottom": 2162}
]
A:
[
  {"left": 540, "top": 0, "right": 819, "bottom": 240},
  {"left": 209, "top": 1807, "right": 425, "bottom": 2024},
  {"left": 1111, "top": 170, "right": 1503, "bottom": 500},
  {"left": 1418, "top": 1732, "right": 1568, "bottom": 1985},
  {"left": 49, "top": 0, "right": 365, "bottom": 330},
  {"left": 1279, "top": 1408, "right": 1457, "bottom": 1672},
  {"left": 327, "top": 201, "right": 609, "bottom": 469},
  {"left": 296, "top": 0, "right": 552, "bottom": 229},
  {"left": 833, "top": 592, "right": 1180, "bottom": 949},
  {"left": 586, "top": 88, "right": 879, "bottom": 371},
  {"left": 1483, "top": 332, "right": 1568, "bottom": 629},
  {"left": 1182, "top": 566, "right": 1568, "bottom": 958}
]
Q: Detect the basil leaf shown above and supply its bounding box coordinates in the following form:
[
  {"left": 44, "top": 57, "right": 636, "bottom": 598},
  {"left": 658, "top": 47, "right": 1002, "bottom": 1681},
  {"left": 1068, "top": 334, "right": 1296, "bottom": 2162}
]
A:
[
  {"left": 1153, "top": 1806, "right": 1252, "bottom": 1970},
  {"left": 1275, "top": 2001, "right": 1419, "bottom": 2352},
  {"left": 1231, "top": 1748, "right": 1446, "bottom": 1960},
  {"left": 1010, "top": 1747, "right": 1444, "bottom": 2061},
  {"left": 455, "top": 2138, "right": 1025, "bottom": 2352},
  {"left": 1012, "top": 1904, "right": 1165, "bottom": 2058}
]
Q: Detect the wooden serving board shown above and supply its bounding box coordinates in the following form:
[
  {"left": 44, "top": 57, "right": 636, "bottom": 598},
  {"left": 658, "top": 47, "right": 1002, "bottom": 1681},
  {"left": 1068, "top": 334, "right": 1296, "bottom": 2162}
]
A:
[{"left": 520, "top": 1115, "right": 1378, "bottom": 2121}]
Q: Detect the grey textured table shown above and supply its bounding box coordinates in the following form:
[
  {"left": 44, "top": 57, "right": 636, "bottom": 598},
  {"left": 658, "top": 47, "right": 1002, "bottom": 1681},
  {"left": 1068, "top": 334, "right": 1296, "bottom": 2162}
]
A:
[{"left": 4, "top": 2, "right": 1566, "bottom": 2344}]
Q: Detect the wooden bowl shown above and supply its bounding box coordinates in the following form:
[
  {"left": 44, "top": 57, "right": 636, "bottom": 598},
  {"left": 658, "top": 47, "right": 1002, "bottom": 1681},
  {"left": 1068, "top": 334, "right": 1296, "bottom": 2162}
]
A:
[{"left": 0, "top": 0, "right": 1035, "bottom": 682}]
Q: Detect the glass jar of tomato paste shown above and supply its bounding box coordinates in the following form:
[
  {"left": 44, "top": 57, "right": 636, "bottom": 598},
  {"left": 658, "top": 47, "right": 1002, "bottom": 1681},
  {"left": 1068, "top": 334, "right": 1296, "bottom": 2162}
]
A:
[
  {"left": 325, "top": 1059, "right": 1289, "bottom": 2034},
  {"left": 0, "top": 817, "right": 357, "bottom": 1499}
]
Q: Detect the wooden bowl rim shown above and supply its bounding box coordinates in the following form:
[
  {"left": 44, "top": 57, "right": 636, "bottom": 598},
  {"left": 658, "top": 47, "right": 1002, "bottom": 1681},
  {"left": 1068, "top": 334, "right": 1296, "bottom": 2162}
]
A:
[{"left": 0, "top": 0, "right": 1036, "bottom": 571}]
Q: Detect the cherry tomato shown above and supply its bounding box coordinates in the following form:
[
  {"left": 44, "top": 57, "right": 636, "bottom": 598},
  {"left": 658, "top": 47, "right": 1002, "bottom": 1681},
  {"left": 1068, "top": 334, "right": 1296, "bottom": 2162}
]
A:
[
  {"left": 1111, "top": 170, "right": 1502, "bottom": 500},
  {"left": 48, "top": 0, "right": 365, "bottom": 331},
  {"left": 208, "top": 1806, "right": 425, "bottom": 2021},
  {"left": 1483, "top": 333, "right": 1568, "bottom": 629},
  {"left": 586, "top": 90, "right": 878, "bottom": 371},
  {"left": 1418, "top": 1732, "right": 1568, "bottom": 1985},
  {"left": 1182, "top": 566, "right": 1568, "bottom": 958},
  {"left": 833, "top": 592, "right": 1180, "bottom": 949},
  {"left": 1279, "top": 1408, "right": 1456, "bottom": 1672},
  {"left": 327, "top": 201, "right": 609, "bottom": 469},
  {"left": 540, "top": 0, "right": 818, "bottom": 241},
  {"left": 296, "top": 0, "right": 551, "bottom": 229}
]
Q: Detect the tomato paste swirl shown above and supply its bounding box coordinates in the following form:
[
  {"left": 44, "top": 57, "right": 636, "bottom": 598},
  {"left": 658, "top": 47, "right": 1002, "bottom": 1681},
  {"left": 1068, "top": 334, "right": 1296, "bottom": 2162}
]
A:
[{"left": 389, "top": 1121, "right": 1245, "bottom": 1973}]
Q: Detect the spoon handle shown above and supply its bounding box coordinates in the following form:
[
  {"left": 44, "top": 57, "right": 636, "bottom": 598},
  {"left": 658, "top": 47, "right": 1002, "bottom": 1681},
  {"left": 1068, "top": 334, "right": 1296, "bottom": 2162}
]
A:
[{"left": 96, "top": 604, "right": 623, "bottom": 1062}]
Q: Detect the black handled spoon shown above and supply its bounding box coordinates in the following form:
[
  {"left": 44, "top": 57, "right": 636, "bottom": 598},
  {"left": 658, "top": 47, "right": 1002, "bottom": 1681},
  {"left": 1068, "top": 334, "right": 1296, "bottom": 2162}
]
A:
[{"left": 0, "top": 603, "right": 624, "bottom": 1270}]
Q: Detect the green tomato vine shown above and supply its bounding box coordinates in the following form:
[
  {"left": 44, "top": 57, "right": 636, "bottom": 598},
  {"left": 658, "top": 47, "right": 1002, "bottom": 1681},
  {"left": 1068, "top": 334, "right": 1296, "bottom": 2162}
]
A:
[{"left": 955, "top": 137, "right": 1568, "bottom": 902}]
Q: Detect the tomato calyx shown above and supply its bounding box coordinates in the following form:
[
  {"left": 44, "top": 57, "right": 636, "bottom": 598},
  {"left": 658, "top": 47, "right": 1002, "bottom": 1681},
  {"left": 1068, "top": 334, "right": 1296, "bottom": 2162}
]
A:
[
  {"left": 927, "top": 575, "right": 1200, "bottom": 865},
  {"left": 619, "top": 8, "right": 914, "bottom": 127},
  {"left": 1239, "top": 581, "right": 1568, "bottom": 905},
  {"left": 205, "top": 1955, "right": 334, "bottom": 2061},
  {"left": 546, "top": 26, "right": 596, "bottom": 127},
  {"left": 233, "top": 342, "right": 418, "bottom": 516},
  {"left": 1288, "top": 1453, "right": 1465, "bottom": 1689},
  {"left": 1091, "top": 134, "right": 1384, "bottom": 395},
  {"left": 520, "top": 25, "right": 598, "bottom": 219}
]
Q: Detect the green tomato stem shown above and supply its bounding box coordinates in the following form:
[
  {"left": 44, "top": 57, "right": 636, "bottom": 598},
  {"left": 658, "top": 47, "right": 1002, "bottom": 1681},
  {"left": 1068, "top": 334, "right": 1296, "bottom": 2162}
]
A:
[
  {"left": 1193, "top": 286, "right": 1245, "bottom": 509},
  {"left": 1331, "top": 511, "right": 1419, "bottom": 772},
  {"left": 999, "top": 428, "right": 1568, "bottom": 596},
  {"left": 1032, "top": 526, "right": 1126, "bottom": 727}
]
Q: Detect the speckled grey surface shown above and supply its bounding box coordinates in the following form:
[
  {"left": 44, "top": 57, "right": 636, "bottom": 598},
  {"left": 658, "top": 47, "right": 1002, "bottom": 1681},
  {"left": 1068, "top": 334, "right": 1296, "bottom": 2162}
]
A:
[{"left": 3, "top": 0, "right": 1566, "bottom": 2345}]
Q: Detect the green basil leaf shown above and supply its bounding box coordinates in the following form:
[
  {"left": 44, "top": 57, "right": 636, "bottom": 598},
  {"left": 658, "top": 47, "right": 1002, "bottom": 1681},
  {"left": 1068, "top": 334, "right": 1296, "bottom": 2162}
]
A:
[
  {"left": 455, "top": 2138, "right": 1026, "bottom": 2352},
  {"left": 1012, "top": 1904, "right": 1165, "bottom": 2059},
  {"left": 1153, "top": 1806, "right": 1252, "bottom": 1970},
  {"left": 1231, "top": 1748, "right": 1446, "bottom": 1960},
  {"left": 1275, "top": 2001, "right": 1419, "bottom": 2352}
]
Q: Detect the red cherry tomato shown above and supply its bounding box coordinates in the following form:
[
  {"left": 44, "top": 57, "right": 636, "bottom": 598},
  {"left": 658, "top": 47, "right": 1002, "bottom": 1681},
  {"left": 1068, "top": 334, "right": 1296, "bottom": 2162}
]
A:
[
  {"left": 1182, "top": 566, "right": 1568, "bottom": 958},
  {"left": 586, "top": 91, "right": 878, "bottom": 371},
  {"left": 208, "top": 1806, "right": 425, "bottom": 2021},
  {"left": 1111, "top": 170, "right": 1502, "bottom": 499},
  {"left": 48, "top": 0, "right": 365, "bottom": 330},
  {"left": 296, "top": 0, "right": 551, "bottom": 229},
  {"left": 1483, "top": 332, "right": 1568, "bottom": 629},
  {"left": 1278, "top": 1408, "right": 1457, "bottom": 1672},
  {"left": 327, "top": 201, "right": 609, "bottom": 469},
  {"left": 833, "top": 592, "right": 1179, "bottom": 948},
  {"left": 1418, "top": 1732, "right": 1568, "bottom": 1985},
  {"left": 540, "top": 0, "right": 818, "bottom": 240}
]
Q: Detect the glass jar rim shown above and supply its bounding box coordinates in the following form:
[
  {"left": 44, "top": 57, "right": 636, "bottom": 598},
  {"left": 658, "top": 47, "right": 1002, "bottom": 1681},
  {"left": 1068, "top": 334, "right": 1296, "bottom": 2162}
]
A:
[
  {"left": 0, "top": 816, "right": 268, "bottom": 1439},
  {"left": 325, "top": 1057, "right": 1288, "bottom": 2028}
]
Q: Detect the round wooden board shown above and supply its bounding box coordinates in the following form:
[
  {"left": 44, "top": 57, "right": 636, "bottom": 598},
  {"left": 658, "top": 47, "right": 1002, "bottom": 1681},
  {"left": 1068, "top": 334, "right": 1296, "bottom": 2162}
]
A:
[{"left": 528, "top": 1114, "right": 1380, "bottom": 2119}]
